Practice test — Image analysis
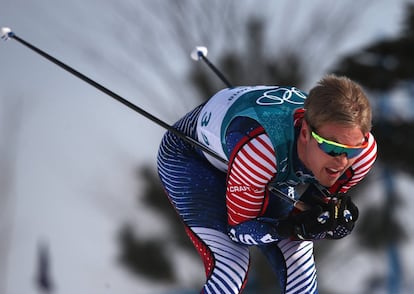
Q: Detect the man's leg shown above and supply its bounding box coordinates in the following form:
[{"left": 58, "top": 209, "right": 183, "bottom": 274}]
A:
[{"left": 259, "top": 240, "right": 318, "bottom": 293}]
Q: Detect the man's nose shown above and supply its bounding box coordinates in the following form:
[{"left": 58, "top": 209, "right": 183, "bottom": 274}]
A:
[{"left": 335, "top": 153, "right": 348, "bottom": 163}]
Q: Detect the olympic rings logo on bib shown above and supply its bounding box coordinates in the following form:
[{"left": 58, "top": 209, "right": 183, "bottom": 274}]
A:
[{"left": 256, "top": 87, "right": 306, "bottom": 105}]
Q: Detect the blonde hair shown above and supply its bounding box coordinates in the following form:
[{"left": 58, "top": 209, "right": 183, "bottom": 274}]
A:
[{"left": 304, "top": 74, "right": 372, "bottom": 134}]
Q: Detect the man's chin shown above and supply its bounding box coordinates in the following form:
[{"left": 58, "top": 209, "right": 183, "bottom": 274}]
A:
[{"left": 315, "top": 175, "right": 338, "bottom": 188}]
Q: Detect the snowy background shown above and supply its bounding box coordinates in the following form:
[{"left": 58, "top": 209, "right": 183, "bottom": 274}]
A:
[{"left": 1, "top": 0, "right": 414, "bottom": 293}]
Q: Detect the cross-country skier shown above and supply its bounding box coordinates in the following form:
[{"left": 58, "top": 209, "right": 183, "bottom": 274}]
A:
[{"left": 157, "top": 74, "right": 377, "bottom": 293}]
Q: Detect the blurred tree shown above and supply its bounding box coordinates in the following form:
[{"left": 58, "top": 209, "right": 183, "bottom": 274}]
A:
[
  {"left": 118, "top": 223, "right": 175, "bottom": 281},
  {"left": 333, "top": 3, "right": 414, "bottom": 173},
  {"left": 117, "top": 166, "right": 195, "bottom": 282},
  {"left": 356, "top": 169, "right": 406, "bottom": 251},
  {"left": 35, "top": 240, "right": 55, "bottom": 293},
  {"left": 334, "top": 4, "right": 414, "bottom": 91}
]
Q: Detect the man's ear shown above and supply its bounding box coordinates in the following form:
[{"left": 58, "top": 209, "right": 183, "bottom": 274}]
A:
[{"left": 300, "top": 120, "right": 311, "bottom": 141}]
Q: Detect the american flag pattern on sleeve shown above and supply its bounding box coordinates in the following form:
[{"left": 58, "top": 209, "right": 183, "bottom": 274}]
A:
[
  {"left": 333, "top": 132, "right": 377, "bottom": 193},
  {"left": 226, "top": 128, "right": 277, "bottom": 226}
]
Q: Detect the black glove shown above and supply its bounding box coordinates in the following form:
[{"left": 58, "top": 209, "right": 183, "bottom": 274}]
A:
[
  {"left": 326, "top": 193, "right": 359, "bottom": 239},
  {"left": 276, "top": 199, "right": 338, "bottom": 240},
  {"left": 298, "top": 184, "right": 359, "bottom": 239},
  {"left": 276, "top": 192, "right": 358, "bottom": 240}
]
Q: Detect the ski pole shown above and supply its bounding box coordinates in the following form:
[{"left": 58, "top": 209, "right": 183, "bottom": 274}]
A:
[
  {"left": 0, "top": 27, "right": 227, "bottom": 164},
  {"left": 190, "top": 46, "right": 233, "bottom": 88},
  {"left": 1, "top": 27, "right": 307, "bottom": 211},
  {"left": 268, "top": 186, "right": 310, "bottom": 211}
]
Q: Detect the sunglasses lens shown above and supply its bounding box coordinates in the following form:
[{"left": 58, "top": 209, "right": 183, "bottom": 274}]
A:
[
  {"left": 311, "top": 131, "right": 367, "bottom": 159},
  {"left": 344, "top": 148, "right": 364, "bottom": 159},
  {"left": 319, "top": 142, "right": 363, "bottom": 159}
]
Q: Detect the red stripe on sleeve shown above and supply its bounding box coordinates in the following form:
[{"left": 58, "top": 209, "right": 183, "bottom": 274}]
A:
[{"left": 227, "top": 132, "right": 277, "bottom": 225}]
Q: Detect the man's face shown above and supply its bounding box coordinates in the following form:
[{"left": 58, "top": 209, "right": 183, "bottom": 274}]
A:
[{"left": 298, "top": 120, "right": 366, "bottom": 187}]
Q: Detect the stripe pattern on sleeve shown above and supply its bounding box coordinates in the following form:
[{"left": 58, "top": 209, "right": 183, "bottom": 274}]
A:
[
  {"left": 226, "top": 130, "right": 277, "bottom": 226},
  {"left": 335, "top": 132, "right": 377, "bottom": 193}
]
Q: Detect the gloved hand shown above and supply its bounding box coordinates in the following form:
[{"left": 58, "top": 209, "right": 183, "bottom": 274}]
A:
[
  {"left": 261, "top": 193, "right": 359, "bottom": 240},
  {"left": 298, "top": 184, "right": 359, "bottom": 239},
  {"left": 276, "top": 199, "right": 338, "bottom": 240},
  {"left": 326, "top": 193, "right": 359, "bottom": 239}
]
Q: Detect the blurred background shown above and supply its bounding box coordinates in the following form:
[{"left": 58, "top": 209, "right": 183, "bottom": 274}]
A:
[{"left": 1, "top": 0, "right": 414, "bottom": 293}]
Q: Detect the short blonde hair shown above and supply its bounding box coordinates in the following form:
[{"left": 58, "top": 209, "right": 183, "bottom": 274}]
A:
[{"left": 304, "top": 74, "right": 372, "bottom": 134}]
